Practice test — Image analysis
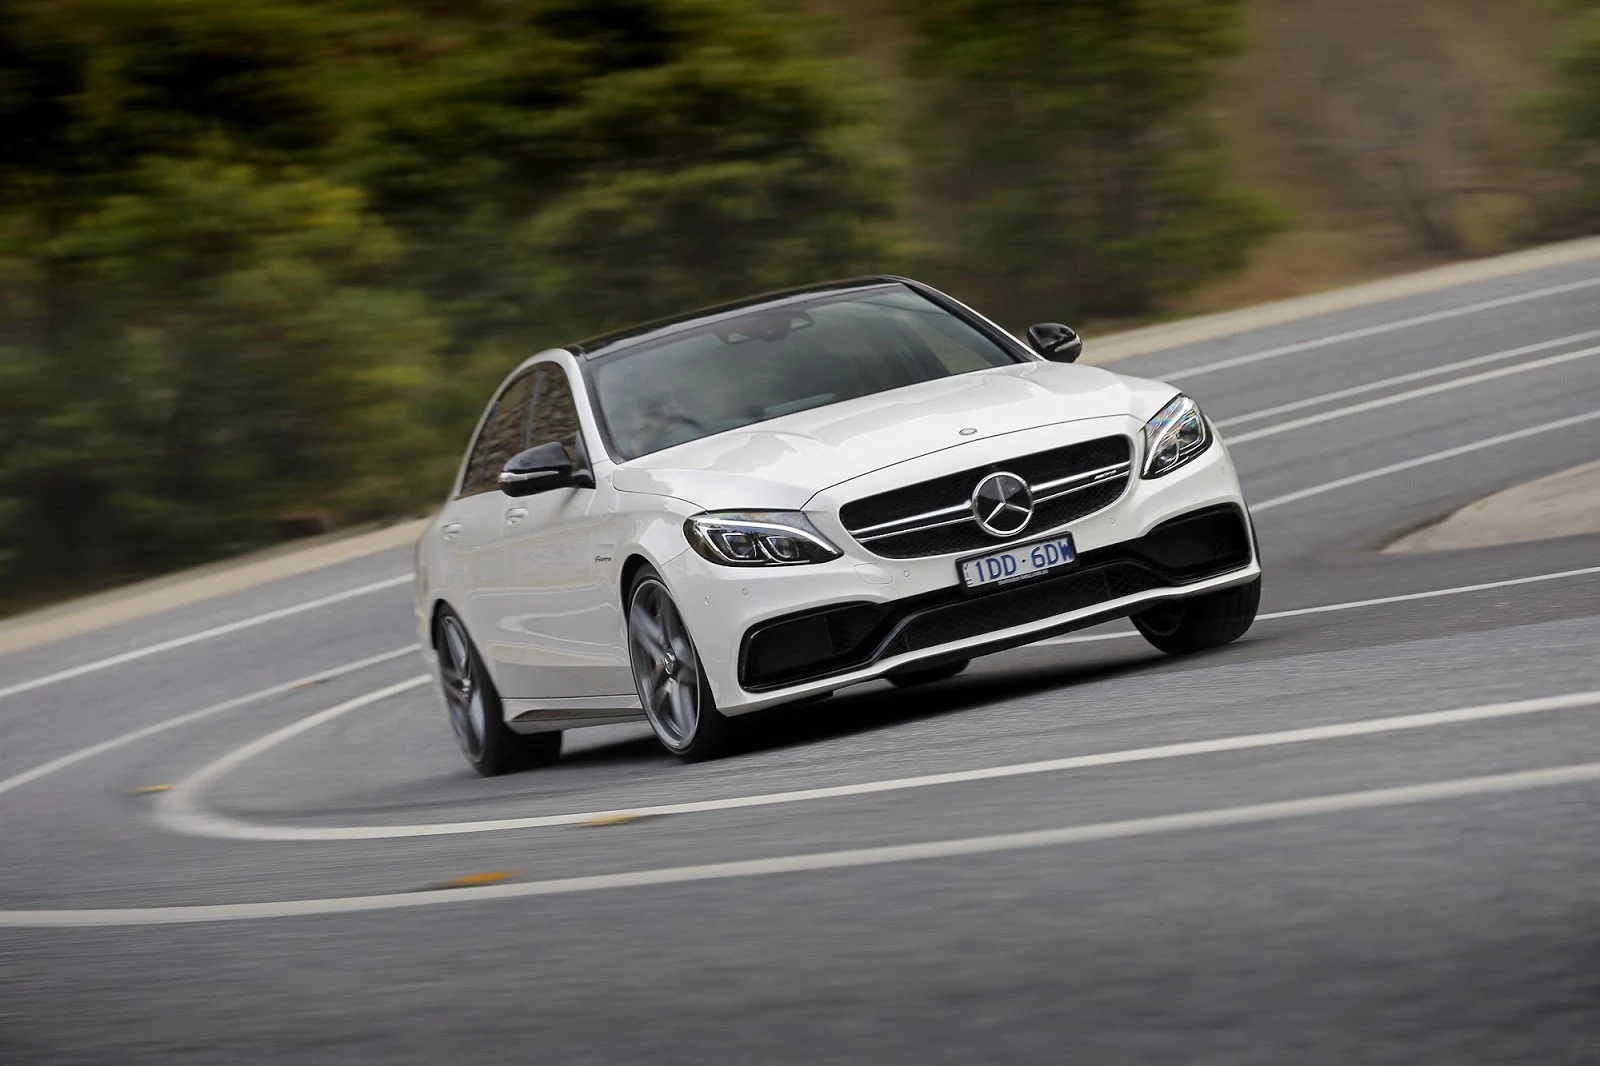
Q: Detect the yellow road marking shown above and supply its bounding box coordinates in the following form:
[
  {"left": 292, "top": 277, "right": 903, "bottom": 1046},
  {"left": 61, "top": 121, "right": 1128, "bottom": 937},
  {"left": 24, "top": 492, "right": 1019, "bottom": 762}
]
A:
[
  {"left": 129, "top": 784, "right": 173, "bottom": 794},
  {"left": 581, "top": 813, "right": 646, "bottom": 827},
  {"left": 437, "top": 871, "right": 518, "bottom": 889}
]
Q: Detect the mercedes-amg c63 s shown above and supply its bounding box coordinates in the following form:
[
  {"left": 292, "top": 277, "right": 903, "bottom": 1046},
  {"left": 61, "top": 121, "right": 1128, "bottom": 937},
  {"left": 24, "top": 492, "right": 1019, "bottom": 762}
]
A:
[{"left": 414, "top": 277, "right": 1261, "bottom": 773}]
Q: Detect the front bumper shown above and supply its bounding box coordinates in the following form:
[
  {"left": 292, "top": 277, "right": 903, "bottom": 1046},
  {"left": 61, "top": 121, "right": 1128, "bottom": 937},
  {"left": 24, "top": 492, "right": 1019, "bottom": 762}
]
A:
[
  {"left": 740, "top": 504, "right": 1253, "bottom": 690},
  {"left": 662, "top": 418, "right": 1259, "bottom": 715}
]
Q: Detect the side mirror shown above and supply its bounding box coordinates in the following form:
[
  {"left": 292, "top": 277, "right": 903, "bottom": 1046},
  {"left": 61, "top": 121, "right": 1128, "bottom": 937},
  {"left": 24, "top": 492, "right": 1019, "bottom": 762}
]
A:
[
  {"left": 1026, "top": 323, "right": 1083, "bottom": 363},
  {"left": 498, "top": 441, "right": 595, "bottom": 497}
]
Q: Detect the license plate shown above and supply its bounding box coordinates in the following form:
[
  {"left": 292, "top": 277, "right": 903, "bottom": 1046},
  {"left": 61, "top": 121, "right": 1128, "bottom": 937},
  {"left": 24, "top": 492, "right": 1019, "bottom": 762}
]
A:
[{"left": 958, "top": 533, "right": 1076, "bottom": 590}]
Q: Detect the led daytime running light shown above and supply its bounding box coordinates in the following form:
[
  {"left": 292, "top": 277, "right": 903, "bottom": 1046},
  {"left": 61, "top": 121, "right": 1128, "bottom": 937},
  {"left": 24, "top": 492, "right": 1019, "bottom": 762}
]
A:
[
  {"left": 685, "top": 512, "right": 843, "bottom": 567},
  {"left": 1142, "top": 394, "right": 1212, "bottom": 478}
]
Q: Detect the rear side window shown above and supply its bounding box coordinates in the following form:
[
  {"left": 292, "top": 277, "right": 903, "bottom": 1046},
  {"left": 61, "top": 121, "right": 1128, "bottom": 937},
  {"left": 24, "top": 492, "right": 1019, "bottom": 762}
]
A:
[
  {"left": 528, "top": 365, "right": 585, "bottom": 461},
  {"left": 460, "top": 371, "right": 536, "bottom": 497}
]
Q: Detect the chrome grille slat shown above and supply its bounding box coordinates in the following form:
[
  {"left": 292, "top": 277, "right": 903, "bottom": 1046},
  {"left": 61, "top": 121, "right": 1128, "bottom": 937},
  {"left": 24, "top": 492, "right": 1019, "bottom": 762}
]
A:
[
  {"left": 838, "top": 436, "right": 1133, "bottom": 559},
  {"left": 858, "top": 463, "right": 1128, "bottom": 542},
  {"left": 856, "top": 511, "right": 977, "bottom": 543},
  {"left": 1030, "top": 461, "right": 1131, "bottom": 495},
  {"left": 850, "top": 501, "right": 972, "bottom": 537}
]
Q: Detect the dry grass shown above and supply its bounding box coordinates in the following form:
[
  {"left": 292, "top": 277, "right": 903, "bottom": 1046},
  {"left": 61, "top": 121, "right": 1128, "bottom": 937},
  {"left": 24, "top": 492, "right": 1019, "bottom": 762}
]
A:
[
  {"left": 1183, "top": 0, "right": 1568, "bottom": 313},
  {"left": 803, "top": 0, "right": 1573, "bottom": 319}
]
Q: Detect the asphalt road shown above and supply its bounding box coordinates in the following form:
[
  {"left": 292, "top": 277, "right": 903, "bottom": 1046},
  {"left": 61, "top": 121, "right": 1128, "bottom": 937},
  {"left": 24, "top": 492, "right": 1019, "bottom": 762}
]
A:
[{"left": 3, "top": 259, "right": 1599, "bottom": 1065}]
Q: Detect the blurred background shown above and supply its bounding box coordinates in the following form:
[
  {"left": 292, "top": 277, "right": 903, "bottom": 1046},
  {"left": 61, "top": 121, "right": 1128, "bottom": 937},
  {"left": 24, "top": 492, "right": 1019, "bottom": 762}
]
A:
[{"left": 2, "top": 0, "right": 1597, "bottom": 611}]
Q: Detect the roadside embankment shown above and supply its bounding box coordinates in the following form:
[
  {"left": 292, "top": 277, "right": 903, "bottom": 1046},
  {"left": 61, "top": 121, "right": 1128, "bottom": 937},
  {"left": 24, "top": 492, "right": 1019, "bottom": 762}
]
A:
[
  {"left": 1385, "top": 460, "right": 1600, "bottom": 553},
  {"left": 0, "top": 519, "right": 429, "bottom": 655}
]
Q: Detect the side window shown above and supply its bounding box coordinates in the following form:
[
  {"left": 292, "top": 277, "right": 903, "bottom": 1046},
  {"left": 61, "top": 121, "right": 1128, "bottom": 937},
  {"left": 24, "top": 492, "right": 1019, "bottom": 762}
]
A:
[
  {"left": 460, "top": 371, "right": 536, "bottom": 497},
  {"left": 528, "top": 366, "right": 585, "bottom": 463}
]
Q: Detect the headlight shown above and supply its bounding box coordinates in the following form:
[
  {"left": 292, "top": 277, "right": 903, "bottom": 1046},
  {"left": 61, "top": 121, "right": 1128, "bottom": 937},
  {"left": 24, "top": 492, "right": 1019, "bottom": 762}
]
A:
[
  {"left": 684, "top": 511, "right": 843, "bottom": 566},
  {"left": 1142, "top": 394, "right": 1212, "bottom": 478}
]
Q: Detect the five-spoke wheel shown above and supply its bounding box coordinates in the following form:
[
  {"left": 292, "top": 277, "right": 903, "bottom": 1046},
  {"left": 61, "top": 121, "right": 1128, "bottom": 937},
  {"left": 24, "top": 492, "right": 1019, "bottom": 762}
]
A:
[
  {"left": 433, "top": 609, "right": 561, "bottom": 776},
  {"left": 437, "top": 614, "right": 487, "bottom": 761},
  {"left": 626, "top": 569, "right": 731, "bottom": 760}
]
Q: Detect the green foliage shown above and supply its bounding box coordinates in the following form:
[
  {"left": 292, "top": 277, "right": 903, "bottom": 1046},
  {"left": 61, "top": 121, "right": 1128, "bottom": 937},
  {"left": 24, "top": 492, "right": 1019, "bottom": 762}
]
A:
[
  {"left": 1535, "top": 2, "right": 1600, "bottom": 230},
  {"left": 903, "top": 0, "right": 1283, "bottom": 324},
  {"left": 0, "top": 152, "right": 441, "bottom": 579},
  {"left": 0, "top": 0, "right": 897, "bottom": 597},
  {"left": 336, "top": 0, "right": 896, "bottom": 419}
]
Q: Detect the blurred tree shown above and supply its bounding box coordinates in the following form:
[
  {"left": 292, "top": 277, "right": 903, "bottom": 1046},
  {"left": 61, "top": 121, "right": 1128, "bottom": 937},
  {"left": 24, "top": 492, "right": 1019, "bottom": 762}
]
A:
[
  {"left": 1536, "top": 1, "right": 1600, "bottom": 230},
  {"left": 0, "top": 0, "right": 897, "bottom": 599},
  {"left": 901, "top": 0, "right": 1282, "bottom": 325},
  {"left": 337, "top": 0, "right": 897, "bottom": 425},
  {"left": 0, "top": 0, "right": 333, "bottom": 202},
  {"left": 0, "top": 1, "right": 441, "bottom": 590},
  {"left": 0, "top": 153, "right": 441, "bottom": 585}
]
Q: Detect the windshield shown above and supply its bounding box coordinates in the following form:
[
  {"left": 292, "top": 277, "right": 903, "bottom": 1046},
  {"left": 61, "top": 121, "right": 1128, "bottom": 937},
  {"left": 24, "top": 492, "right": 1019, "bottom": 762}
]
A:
[{"left": 588, "top": 285, "right": 1024, "bottom": 460}]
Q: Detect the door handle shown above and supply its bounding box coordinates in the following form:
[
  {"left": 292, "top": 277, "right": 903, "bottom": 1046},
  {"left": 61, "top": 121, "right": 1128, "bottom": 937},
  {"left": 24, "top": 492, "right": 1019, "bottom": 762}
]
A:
[
  {"left": 504, "top": 506, "right": 528, "bottom": 525},
  {"left": 441, "top": 522, "right": 463, "bottom": 541}
]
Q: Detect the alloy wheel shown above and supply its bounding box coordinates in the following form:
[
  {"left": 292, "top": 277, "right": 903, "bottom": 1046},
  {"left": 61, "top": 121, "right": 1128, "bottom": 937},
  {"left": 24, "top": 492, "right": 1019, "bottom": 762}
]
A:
[
  {"left": 628, "top": 580, "right": 702, "bottom": 751},
  {"left": 437, "top": 615, "right": 487, "bottom": 760}
]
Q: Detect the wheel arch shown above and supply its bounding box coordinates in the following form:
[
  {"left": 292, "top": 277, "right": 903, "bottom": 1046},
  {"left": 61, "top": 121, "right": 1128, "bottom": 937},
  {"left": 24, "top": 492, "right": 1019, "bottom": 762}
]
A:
[
  {"left": 426, "top": 597, "right": 517, "bottom": 708},
  {"left": 427, "top": 597, "right": 456, "bottom": 648},
  {"left": 619, "top": 553, "right": 655, "bottom": 608}
]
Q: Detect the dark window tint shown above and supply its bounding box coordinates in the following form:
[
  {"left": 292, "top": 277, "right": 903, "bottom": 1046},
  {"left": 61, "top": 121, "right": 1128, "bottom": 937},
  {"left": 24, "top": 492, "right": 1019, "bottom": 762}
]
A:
[
  {"left": 588, "top": 284, "right": 1023, "bottom": 460},
  {"left": 528, "top": 366, "right": 584, "bottom": 461},
  {"left": 460, "top": 371, "right": 536, "bottom": 496}
]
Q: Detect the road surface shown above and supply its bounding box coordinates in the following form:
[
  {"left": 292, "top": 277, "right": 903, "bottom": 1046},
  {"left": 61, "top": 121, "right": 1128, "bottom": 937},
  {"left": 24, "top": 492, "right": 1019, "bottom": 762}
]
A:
[{"left": 2, "top": 258, "right": 1598, "bottom": 1064}]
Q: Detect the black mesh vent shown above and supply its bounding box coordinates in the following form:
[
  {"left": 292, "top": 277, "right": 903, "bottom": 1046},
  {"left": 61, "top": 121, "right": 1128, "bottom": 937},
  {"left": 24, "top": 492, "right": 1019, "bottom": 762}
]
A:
[
  {"left": 1130, "top": 506, "right": 1252, "bottom": 578},
  {"left": 739, "top": 601, "right": 893, "bottom": 690},
  {"left": 892, "top": 564, "right": 1162, "bottom": 654},
  {"left": 839, "top": 436, "right": 1132, "bottom": 559}
]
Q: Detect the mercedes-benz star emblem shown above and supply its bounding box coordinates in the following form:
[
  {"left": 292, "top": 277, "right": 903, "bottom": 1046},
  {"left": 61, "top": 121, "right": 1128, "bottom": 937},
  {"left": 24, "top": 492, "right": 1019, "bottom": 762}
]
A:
[{"left": 971, "top": 471, "right": 1033, "bottom": 538}]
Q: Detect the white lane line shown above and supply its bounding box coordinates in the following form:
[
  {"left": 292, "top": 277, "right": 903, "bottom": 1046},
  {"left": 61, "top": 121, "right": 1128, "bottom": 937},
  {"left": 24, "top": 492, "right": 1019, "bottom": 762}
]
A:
[
  {"left": 13, "top": 762, "right": 1600, "bottom": 927},
  {"left": 155, "top": 675, "right": 432, "bottom": 835},
  {"left": 1167, "top": 276, "right": 1600, "bottom": 382},
  {"left": 1214, "top": 329, "right": 1600, "bottom": 429},
  {"left": 1252, "top": 408, "right": 1600, "bottom": 513},
  {"left": 157, "top": 688, "right": 1600, "bottom": 842},
  {"left": 1035, "top": 564, "right": 1600, "bottom": 647},
  {"left": 1222, "top": 343, "right": 1600, "bottom": 446},
  {"left": 0, "top": 574, "right": 413, "bottom": 702},
  {"left": 0, "top": 646, "right": 419, "bottom": 798}
]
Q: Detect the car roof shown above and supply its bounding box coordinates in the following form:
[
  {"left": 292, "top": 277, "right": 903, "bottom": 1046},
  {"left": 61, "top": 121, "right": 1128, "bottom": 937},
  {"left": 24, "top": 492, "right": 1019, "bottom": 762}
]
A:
[{"left": 566, "top": 276, "right": 913, "bottom": 359}]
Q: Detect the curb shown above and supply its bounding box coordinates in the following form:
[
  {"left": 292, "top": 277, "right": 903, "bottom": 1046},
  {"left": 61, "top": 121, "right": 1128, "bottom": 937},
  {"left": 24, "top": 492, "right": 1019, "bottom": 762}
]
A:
[
  {"left": 1081, "top": 234, "right": 1600, "bottom": 365},
  {"left": 1384, "top": 460, "right": 1600, "bottom": 554},
  {"left": 0, "top": 519, "right": 430, "bottom": 655}
]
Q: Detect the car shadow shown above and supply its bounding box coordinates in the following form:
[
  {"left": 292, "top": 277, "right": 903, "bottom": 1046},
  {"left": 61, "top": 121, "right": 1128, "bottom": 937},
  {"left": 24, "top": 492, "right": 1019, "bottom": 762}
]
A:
[
  {"left": 277, "top": 632, "right": 1281, "bottom": 818},
  {"left": 723, "top": 655, "right": 1162, "bottom": 758},
  {"left": 559, "top": 632, "right": 1279, "bottom": 767}
]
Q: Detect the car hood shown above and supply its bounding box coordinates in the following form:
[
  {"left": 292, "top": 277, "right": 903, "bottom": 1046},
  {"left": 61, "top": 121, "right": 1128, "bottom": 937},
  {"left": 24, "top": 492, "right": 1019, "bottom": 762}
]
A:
[{"left": 609, "top": 361, "right": 1176, "bottom": 510}]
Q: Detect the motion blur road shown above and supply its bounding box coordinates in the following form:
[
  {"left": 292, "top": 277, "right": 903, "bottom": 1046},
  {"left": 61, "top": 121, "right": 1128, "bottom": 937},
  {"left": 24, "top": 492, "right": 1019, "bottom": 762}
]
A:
[{"left": 3, "top": 260, "right": 1599, "bottom": 1065}]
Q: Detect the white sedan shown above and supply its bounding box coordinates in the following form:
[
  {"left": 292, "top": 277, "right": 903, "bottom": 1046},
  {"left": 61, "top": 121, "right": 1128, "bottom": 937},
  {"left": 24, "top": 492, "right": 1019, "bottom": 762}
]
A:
[{"left": 414, "top": 277, "right": 1261, "bottom": 772}]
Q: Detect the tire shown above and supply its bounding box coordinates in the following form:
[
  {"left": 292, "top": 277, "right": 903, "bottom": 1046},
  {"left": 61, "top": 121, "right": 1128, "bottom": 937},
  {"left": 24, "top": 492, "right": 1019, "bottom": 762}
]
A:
[
  {"left": 888, "top": 659, "right": 970, "bottom": 688},
  {"left": 1132, "top": 576, "right": 1261, "bottom": 655},
  {"left": 434, "top": 609, "right": 562, "bottom": 776},
  {"left": 626, "top": 566, "right": 732, "bottom": 762}
]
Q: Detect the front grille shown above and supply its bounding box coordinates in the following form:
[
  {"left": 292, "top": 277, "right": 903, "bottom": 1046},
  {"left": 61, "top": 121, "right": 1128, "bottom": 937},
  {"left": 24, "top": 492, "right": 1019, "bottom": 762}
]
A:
[
  {"left": 739, "top": 504, "right": 1253, "bottom": 690},
  {"left": 839, "top": 436, "right": 1132, "bottom": 559}
]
